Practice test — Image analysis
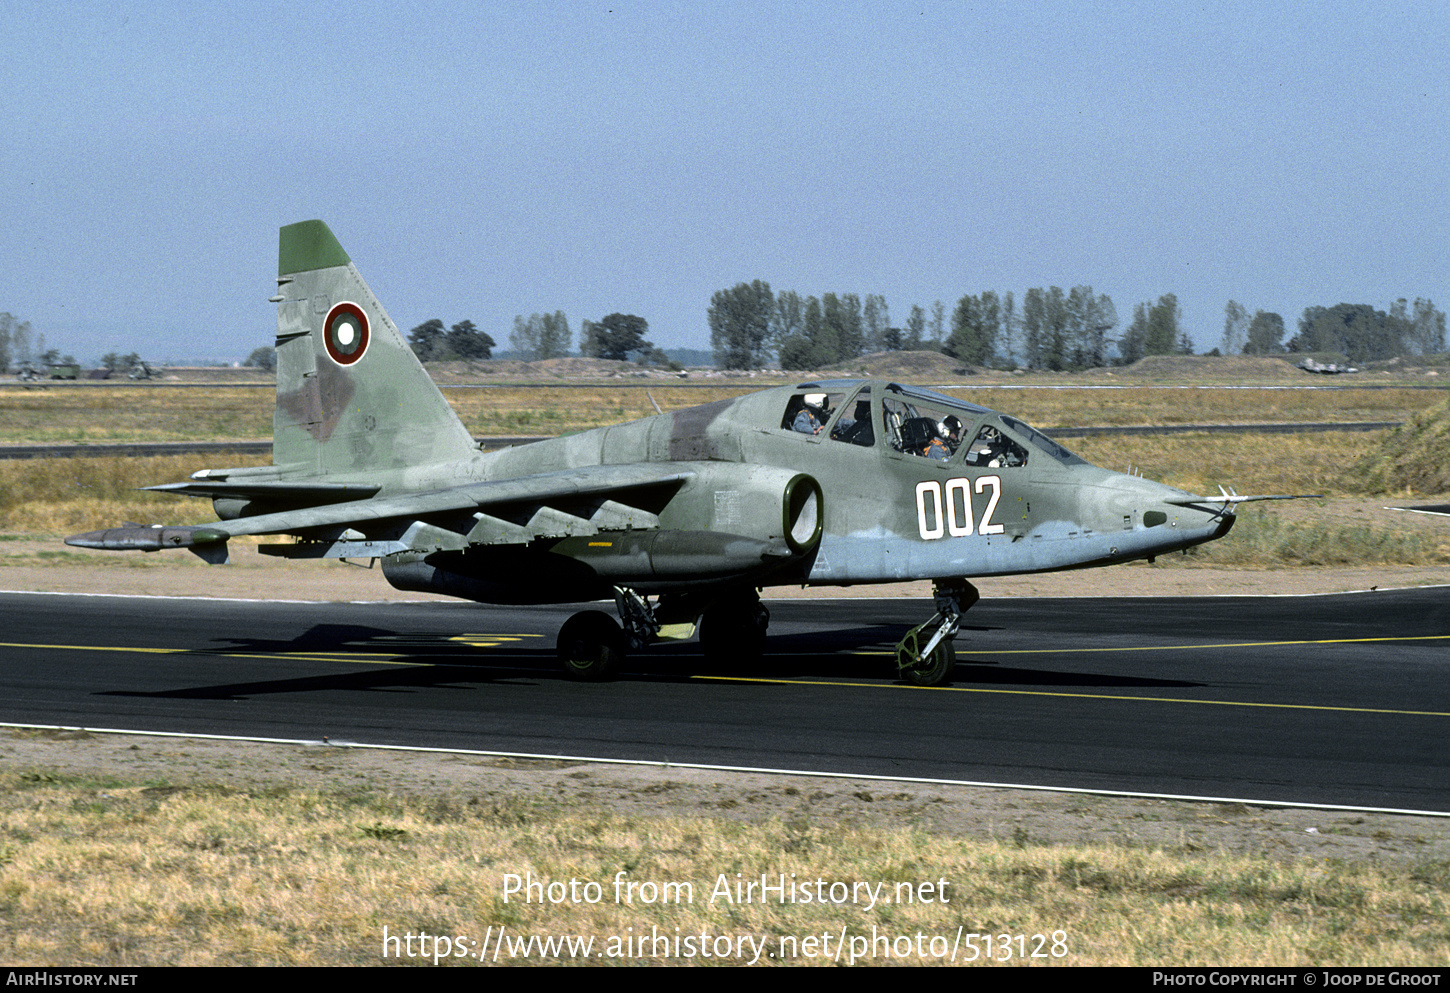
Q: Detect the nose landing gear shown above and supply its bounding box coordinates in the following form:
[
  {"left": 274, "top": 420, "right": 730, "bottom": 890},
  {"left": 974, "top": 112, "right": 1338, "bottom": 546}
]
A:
[{"left": 895, "top": 579, "right": 979, "bottom": 686}]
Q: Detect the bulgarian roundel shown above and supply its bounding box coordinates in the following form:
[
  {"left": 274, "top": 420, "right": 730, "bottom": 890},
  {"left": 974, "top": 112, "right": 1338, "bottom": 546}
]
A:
[{"left": 323, "top": 302, "right": 370, "bottom": 365}]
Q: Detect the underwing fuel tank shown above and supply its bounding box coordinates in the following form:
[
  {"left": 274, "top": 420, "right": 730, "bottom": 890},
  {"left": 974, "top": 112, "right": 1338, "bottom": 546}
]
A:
[{"left": 381, "top": 528, "right": 812, "bottom": 604}]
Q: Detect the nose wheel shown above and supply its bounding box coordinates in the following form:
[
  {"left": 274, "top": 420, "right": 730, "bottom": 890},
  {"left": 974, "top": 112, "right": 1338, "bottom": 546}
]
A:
[{"left": 895, "top": 580, "right": 978, "bottom": 686}]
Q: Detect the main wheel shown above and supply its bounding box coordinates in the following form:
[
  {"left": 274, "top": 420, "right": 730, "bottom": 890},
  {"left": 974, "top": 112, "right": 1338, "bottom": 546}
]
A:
[
  {"left": 900, "top": 639, "right": 955, "bottom": 687},
  {"left": 699, "top": 597, "right": 770, "bottom": 667},
  {"left": 557, "top": 610, "right": 625, "bottom": 681}
]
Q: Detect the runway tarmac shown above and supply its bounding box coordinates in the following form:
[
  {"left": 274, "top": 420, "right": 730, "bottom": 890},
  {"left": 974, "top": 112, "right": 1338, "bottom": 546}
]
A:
[{"left": 2, "top": 587, "right": 1446, "bottom": 812}]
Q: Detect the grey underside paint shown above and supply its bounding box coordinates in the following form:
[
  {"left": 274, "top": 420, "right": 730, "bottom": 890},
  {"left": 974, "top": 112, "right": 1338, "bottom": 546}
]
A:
[{"left": 806, "top": 518, "right": 1230, "bottom": 584}]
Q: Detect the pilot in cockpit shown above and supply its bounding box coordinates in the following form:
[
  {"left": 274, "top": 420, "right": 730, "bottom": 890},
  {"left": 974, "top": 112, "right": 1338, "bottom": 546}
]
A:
[
  {"left": 924, "top": 415, "right": 963, "bottom": 460},
  {"left": 792, "top": 393, "right": 829, "bottom": 435}
]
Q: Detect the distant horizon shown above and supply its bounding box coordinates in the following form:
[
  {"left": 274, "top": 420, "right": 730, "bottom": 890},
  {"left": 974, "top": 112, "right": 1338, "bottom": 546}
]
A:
[{"left": 18, "top": 346, "right": 1431, "bottom": 376}]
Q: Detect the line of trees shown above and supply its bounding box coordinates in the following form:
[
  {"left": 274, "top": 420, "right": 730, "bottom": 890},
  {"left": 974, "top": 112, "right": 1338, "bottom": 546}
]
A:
[
  {"left": 0, "top": 312, "right": 39, "bottom": 371},
  {"left": 507, "top": 312, "right": 569, "bottom": 361},
  {"left": 1223, "top": 299, "right": 1445, "bottom": 362},
  {"left": 507, "top": 311, "right": 662, "bottom": 363},
  {"left": 709, "top": 284, "right": 950, "bottom": 371},
  {"left": 1117, "top": 294, "right": 1193, "bottom": 366},
  {"left": 948, "top": 287, "right": 1127, "bottom": 370},
  {"left": 408, "top": 319, "right": 497, "bottom": 361},
  {"left": 99, "top": 351, "right": 144, "bottom": 372},
  {"left": 708, "top": 282, "right": 1148, "bottom": 371},
  {"left": 1221, "top": 303, "right": 1289, "bottom": 356},
  {"left": 1290, "top": 300, "right": 1445, "bottom": 361},
  {"left": 392, "top": 292, "right": 1448, "bottom": 373},
  {"left": 579, "top": 313, "right": 653, "bottom": 362}
]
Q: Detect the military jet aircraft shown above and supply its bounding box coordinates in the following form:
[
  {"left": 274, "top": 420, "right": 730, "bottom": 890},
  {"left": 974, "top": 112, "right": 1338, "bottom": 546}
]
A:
[{"left": 69, "top": 220, "right": 1278, "bottom": 685}]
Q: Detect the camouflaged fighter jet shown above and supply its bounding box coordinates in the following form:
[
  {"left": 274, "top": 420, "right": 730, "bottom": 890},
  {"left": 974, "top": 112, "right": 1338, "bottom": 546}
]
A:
[{"left": 69, "top": 220, "right": 1276, "bottom": 686}]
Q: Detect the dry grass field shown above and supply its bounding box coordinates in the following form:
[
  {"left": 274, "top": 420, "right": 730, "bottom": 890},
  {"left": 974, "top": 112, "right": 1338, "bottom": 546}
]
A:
[
  {"left": 1, "top": 744, "right": 1446, "bottom": 967},
  {"left": 1, "top": 380, "right": 1444, "bottom": 445}
]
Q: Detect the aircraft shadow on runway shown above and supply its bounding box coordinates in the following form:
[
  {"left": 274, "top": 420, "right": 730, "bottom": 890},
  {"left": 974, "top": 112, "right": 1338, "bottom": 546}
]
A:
[{"left": 97, "top": 621, "right": 1203, "bottom": 701}]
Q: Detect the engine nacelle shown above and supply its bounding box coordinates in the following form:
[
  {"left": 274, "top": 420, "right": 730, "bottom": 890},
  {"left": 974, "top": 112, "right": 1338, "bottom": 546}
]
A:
[{"left": 658, "top": 463, "right": 822, "bottom": 554}]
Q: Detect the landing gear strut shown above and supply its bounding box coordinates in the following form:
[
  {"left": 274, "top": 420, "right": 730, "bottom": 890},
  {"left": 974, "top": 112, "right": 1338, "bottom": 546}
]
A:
[
  {"left": 895, "top": 579, "right": 979, "bottom": 686},
  {"left": 557, "top": 587, "right": 773, "bottom": 679},
  {"left": 613, "top": 587, "right": 659, "bottom": 650}
]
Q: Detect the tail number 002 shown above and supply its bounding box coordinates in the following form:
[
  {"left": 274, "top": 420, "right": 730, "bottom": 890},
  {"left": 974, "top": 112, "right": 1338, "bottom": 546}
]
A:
[{"left": 916, "top": 476, "right": 1004, "bottom": 540}]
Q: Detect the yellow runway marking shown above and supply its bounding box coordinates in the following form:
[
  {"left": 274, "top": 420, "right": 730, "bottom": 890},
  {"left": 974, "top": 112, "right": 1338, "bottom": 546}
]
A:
[
  {"left": 1, "top": 634, "right": 544, "bottom": 669},
  {"left": 448, "top": 634, "right": 541, "bottom": 648},
  {"left": 1, "top": 642, "right": 184, "bottom": 655},
  {"left": 689, "top": 675, "right": 1450, "bottom": 719},
  {"left": 10, "top": 639, "right": 1446, "bottom": 718},
  {"left": 860, "top": 634, "right": 1450, "bottom": 656},
  {"left": 0, "top": 643, "right": 457, "bottom": 669}
]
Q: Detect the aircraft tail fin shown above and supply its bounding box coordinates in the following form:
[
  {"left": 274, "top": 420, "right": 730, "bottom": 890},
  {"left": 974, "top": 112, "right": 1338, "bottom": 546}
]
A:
[{"left": 271, "top": 220, "right": 478, "bottom": 475}]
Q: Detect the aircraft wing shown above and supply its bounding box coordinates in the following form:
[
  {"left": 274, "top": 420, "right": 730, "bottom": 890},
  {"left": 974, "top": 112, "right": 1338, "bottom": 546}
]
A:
[{"left": 67, "top": 463, "right": 693, "bottom": 562}]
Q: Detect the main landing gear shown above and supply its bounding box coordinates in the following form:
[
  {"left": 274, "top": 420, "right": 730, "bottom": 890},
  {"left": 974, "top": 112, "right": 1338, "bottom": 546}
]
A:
[
  {"left": 556, "top": 587, "right": 770, "bottom": 680},
  {"left": 895, "top": 579, "right": 979, "bottom": 687},
  {"left": 557, "top": 581, "right": 974, "bottom": 686},
  {"left": 556, "top": 609, "right": 626, "bottom": 681},
  {"left": 698, "top": 590, "right": 769, "bottom": 667}
]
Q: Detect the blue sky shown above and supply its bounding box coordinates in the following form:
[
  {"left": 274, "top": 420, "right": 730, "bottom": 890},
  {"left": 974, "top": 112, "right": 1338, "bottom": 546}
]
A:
[{"left": 3, "top": 1, "right": 1447, "bottom": 364}]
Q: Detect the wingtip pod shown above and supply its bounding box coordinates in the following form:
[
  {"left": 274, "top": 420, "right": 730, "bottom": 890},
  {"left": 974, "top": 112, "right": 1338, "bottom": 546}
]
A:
[{"left": 278, "top": 220, "right": 350, "bottom": 277}]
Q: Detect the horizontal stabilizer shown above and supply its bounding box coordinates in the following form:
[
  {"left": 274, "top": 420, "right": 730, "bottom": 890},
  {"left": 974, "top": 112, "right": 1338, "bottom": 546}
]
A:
[{"left": 145, "top": 480, "right": 383, "bottom": 505}]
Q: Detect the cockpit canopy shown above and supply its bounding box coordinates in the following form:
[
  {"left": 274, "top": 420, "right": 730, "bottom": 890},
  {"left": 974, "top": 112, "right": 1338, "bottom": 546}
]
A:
[{"left": 777, "top": 380, "right": 1088, "bottom": 469}]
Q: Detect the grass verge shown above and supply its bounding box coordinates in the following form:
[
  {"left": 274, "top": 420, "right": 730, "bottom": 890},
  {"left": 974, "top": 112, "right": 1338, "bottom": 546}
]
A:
[
  {"left": 0, "top": 764, "right": 1446, "bottom": 966},
  {"left": 0, "top": 384, "right": 1441, "bottom": 445},
  {"left": 1186, "top": 508, "right": 1450, "bottom": 568}
]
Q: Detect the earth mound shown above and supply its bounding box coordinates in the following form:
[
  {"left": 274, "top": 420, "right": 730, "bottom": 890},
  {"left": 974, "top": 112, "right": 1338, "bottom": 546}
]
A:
[
  {"left": 1350, "top": 396, "right": 1450, "bottom": 495},
  {"left": 1114, "top": 355, "right": 1302, "bottom": 380},
  {"left": 424, "top": 357, "right": 690, "bottom": 381},
  {"left": 849, "top": 350, "right": 967, "bottom": 380}
]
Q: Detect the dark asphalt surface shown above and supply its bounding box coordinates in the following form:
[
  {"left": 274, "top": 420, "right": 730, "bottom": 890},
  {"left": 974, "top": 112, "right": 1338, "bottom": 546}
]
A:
[{"left": 2, "top": 588, "right": 1446, "bottom": 811}]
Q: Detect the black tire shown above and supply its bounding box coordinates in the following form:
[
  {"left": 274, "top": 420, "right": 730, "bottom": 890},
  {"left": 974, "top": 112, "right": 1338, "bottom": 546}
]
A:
[
  {"left": 700, "top": 598, "right": 770, "bottom": 667},
  {"left": 557, "top": 610, "right": 625, "bottom": 681},
  {"left": 901, "top": 640, "right": 955, "bottom": 687}
]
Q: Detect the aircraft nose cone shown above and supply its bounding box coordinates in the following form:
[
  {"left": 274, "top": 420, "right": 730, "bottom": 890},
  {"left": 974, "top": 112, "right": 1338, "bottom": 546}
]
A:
[{"left": 65, "top": 529, "right": 111, "bottom": 549}]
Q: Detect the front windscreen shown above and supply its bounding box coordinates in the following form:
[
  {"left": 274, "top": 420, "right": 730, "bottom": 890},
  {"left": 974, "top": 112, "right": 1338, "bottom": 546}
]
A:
[{"left": 998, "top": 415, "right": 1088, "bottom": 466}]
